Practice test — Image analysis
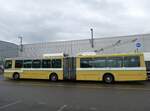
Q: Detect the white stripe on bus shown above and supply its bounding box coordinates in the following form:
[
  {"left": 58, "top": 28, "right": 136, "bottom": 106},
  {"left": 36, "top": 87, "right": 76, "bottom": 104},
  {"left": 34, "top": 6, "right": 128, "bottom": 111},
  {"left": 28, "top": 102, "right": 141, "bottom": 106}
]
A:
[
  {"left": 4, "top": 68, "right": 63, "bottom": 72},
  {"left": 77, "top": 67, "right": 146, "bottom": 71},
  {"left": 5, "top": 67, "right": 146, "bottom": 73}
]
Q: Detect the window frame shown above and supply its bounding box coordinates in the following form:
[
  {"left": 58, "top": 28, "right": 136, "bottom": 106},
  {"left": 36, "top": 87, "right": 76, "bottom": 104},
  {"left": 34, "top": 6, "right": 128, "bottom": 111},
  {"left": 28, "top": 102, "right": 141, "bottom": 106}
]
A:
[
  {"left": 23, "top": 60, "right": 32, "bottom": 68},
  {"left": 15, "top": 60, "right": 23, "bottom": 68},
  {"left": 123, "top": 56, "right": 140, "bottom": 67},
  {"left": 42, "top": 59, "right": 52, "bottom": 68},
  {"left": 52, "top": 59, "right": 62, "bottom": 68},
  {"left": 80, "top": 58, "right": 93, "bottom": 68},
  {"left": 5, "top": 60, "right": 12, "bottom": 69},
  {"left": 32, "top": 59, "right": 41, "bottom": 68},
  {"left": 107, "top": 57, "right": 123, "bottom": 68},
  {"left": 93, "top": 57, "right": 107, "bottom": 68}
]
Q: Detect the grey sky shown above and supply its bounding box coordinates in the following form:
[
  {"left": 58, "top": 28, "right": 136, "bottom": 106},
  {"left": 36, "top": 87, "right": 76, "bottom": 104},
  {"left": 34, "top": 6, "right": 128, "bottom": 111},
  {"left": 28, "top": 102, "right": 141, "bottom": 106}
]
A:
[{"left": 0, "top": 0, "right": 150, "bottom": 44}]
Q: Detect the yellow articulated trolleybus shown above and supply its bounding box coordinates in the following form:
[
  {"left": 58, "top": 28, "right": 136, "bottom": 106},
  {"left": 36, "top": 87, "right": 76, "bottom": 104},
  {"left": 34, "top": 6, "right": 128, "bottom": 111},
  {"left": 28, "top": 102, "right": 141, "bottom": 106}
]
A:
[{"left": 4, "top": 53, "right": 147, "bottom": 83}]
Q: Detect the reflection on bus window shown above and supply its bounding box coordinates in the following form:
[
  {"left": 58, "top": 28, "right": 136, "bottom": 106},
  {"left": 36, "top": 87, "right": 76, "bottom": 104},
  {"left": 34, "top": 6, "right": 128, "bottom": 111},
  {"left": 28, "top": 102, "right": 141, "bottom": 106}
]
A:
[
  {"left": 52, "top": 59, "right": 61, "bottom": 68},
  {"left": 145, "top": 61, "right": 150, "bottom": 71},
  {"left": 107, "top": 57, "right": 123, "bottom": 67},
  {"left": 93, "top": 58, "right": 106, "bottom": 68},
  {"left": 80, "top": 58, "right": 93, "bottom": 68},
  {"left": 42, "top": 60, "right": 51, "bottom": 68},
  {"left": 15, "top": 60, "right": 23, "bottom": 68},
  {"left": 5, "top": 60, "right": 12, "bottom": 69},
  {"left": 124, "top": 56, "right": 140, "bottom": 67},
  {"left": 23, "top": 60, "right": 32, "bottom": 68},
  {"left": 32, "top": 60, "right": 41, "bottom": 68}
]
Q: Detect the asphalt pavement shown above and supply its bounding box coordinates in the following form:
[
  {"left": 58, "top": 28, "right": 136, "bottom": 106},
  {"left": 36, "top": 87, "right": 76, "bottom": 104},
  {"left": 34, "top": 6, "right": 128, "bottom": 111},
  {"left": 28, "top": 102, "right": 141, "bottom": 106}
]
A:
[{"left": 0, "top": 74, "right": 150, "bottom": 111}]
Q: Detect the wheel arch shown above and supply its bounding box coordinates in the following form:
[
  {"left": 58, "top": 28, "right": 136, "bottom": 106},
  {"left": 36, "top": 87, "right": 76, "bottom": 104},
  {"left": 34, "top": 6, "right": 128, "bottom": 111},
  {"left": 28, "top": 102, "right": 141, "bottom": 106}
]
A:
[{"left": 13, "top": 72, "right": 20, "bottom": 76}]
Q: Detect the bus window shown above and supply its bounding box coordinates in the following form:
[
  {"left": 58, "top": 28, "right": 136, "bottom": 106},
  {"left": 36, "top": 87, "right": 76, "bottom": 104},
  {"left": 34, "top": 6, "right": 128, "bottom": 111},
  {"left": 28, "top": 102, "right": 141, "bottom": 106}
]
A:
[
  {"left": 5, "top": 60, "right": 12, "bottom": 69},
  {"left": 80, "top": 58, "right": 93, "bottom": 68},
  {"left": 42, "top": 60, "right": 51, "bottom": 68},
  {"left": 93, "top": 58, "right": 106, "bottom": 68},
  {"left": 107, "top": 57, "right": 123, "bottom": 67},
  {"left": 124, "top": 56, "right": 140, "bottom": 67},
  {"left": 32, "top": 60, "right": 41, "bottom": 68},
  {"left": 15, "top": 60, "right": 23, "bottom": 68},
  {"left": 23, "top": 60, "right": 32, "bottom": 68},
  {"left": 52, "top": 59, "right": 61, "bottom": 68},
  {"left": 145, "top": 61, "right": 150, "bottom": 71}
]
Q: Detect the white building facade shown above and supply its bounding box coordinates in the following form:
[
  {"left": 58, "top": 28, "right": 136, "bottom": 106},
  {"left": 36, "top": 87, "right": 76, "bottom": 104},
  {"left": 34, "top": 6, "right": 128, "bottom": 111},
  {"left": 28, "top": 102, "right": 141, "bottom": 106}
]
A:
[
  {"left": 18, "top": 34, "right": 150, "bottom": 58},
  {"left": 0, "top": 41, "right": 18, "bottom": 59}
]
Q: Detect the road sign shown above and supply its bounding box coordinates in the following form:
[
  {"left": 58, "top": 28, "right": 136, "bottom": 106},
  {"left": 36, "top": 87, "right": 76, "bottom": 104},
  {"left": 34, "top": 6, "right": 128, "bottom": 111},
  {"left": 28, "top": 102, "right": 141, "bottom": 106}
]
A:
[{"left": 136, "top": 42, "right": 141, "bottom": 48}]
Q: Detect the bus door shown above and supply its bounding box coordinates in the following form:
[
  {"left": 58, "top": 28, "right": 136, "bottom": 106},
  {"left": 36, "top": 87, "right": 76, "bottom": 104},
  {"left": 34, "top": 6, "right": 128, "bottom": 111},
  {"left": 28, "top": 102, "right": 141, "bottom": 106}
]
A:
[
  {"left": 145, "top": 61, "right": 150, "bottom": 79},
  {"left": 63, "top": 57, "right": 76, "bottom": 80}
]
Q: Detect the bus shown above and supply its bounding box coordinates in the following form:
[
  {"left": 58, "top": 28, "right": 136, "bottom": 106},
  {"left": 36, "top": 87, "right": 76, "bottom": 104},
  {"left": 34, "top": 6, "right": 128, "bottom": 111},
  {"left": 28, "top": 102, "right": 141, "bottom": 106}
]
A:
[
  {"left": 4, "top": 53, "right": 64, "bottom": 81},
  {"left": 4, "top": 53, "right": 147, "bottom": 83},
  {"left": 144, "top": 52, "right": 150, "bottom": 79}
]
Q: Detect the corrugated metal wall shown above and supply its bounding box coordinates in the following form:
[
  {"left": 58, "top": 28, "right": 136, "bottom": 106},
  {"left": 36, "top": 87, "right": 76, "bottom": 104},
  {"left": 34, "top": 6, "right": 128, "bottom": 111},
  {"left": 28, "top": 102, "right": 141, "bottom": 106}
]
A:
[
  {"left": 0, "top": 41, "right": 18, "bottom": 58},
  {"left": 18, "top": 34, "right": 150, "bottom": 58}
]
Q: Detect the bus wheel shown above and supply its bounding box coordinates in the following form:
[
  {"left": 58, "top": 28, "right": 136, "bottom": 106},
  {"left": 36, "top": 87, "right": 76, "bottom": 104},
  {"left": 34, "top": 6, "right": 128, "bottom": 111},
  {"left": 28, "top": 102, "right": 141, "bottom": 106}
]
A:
[
  {"left": 13, "top": 73, "right": 20, "bottom": 80},
  {"left": 50, "top": 73, "right": 58, "bottom": 82},
  {"left": 103, "top": 74, "right": 114, "bottom": 84}
]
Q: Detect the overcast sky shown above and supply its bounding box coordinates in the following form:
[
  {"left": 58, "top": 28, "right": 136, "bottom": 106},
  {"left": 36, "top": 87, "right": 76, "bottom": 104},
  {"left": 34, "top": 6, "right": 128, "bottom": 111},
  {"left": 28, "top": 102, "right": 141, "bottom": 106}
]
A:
[{"left": 0, "top": 0, "right": 150, "bottom": 44}]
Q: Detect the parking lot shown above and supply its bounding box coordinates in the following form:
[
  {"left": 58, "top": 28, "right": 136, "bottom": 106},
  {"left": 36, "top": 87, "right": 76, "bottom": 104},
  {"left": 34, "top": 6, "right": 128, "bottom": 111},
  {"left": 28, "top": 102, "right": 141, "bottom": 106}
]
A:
[{"left": 0, "top": 74, "right": 150, "bottom": 111}]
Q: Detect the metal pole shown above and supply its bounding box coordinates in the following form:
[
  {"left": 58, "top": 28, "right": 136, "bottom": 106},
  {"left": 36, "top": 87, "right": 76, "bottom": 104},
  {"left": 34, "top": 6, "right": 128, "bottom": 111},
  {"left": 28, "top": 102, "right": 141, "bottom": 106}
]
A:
[
  {"left": 18, "top": 36, "right": 23, "bottom": 52},
  {"left": 90, "top": 28, "right": 94, "bottom": 48},
  {"left": 137, "top": 48, "right": 138, "bottom": 53},
  {"left": 70, "top": 40, "right": 73, "bottom": 57}
]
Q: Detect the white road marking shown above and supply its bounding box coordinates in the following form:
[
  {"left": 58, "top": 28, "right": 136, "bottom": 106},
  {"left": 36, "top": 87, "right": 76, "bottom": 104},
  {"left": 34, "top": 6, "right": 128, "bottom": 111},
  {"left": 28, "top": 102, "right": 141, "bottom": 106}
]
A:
[
  {"left": 0, "top": 100, "right": 22, "bottom": 109},
  {"left": 37, "top": 101, "right": 46, "bottom": 105},
  {"left": 90, "top": 107, "right": 97, "bottom": 111},
  {"left": 57, "top": 105, "right": 67, "bottom": 111}
]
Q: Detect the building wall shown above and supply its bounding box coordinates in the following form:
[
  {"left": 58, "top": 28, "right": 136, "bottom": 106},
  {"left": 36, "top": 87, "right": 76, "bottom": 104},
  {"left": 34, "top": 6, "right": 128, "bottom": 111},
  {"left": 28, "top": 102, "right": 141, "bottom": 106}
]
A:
[
  {"left": 0, "top": 41, "right": 18, "bottom": 58},
  {"left": 18, "top": 34, "right": 150, "bottom": 58}
]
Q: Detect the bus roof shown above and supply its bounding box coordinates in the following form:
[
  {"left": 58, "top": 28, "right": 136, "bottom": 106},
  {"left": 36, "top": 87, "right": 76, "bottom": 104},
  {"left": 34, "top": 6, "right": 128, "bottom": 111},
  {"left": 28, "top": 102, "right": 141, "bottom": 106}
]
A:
[
  {"left": 5, "top": 53, "right": 65, "bottom": 60},
  {"left": 5, "top": 53, "right": 143, "bottom": 60},
  {"left": 77, "top": 53, "right": 143, "bottom": 58},
  {"left": 43, "top": 53, "right": 64, "bottom": 58},
  {"left": 78, "top": 52, "right": 96, "bottom": 56}
]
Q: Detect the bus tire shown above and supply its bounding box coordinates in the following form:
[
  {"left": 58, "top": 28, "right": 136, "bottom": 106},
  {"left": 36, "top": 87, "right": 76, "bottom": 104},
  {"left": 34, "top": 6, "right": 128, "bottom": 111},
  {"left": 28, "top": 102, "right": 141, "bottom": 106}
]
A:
[
  {"left": 103, "top": 73, "right": 114, "bottom": 84},
  {"left": 13, "top": 73, "right": 20, "bottom": 80},
  {"left": 49, "top": 73, "right": 58, "bottom": 82}
]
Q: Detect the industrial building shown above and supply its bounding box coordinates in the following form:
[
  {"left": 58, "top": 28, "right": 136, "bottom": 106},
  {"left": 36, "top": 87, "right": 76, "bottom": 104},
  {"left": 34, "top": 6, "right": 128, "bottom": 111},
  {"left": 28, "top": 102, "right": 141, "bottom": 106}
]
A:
[
  {"left": 1, "top": 33, "right": 150, "bottom": 75},
  {"left": 0, "top": 41, "right": 18, "bottom": 59},
  {"left": 0, "top": 33, "right": 150, "bottom": 59},
  {"left": 0, "top": 41, "right": 18, "bottom": 73},
  {"left": 18, "top": 33, "right": 150, "bottom": 58}
]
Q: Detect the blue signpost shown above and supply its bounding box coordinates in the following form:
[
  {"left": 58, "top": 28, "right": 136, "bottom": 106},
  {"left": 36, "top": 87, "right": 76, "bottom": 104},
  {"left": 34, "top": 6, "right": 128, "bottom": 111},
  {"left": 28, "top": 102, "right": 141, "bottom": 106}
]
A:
[
  {"left": 136, "top": 43, "right": 141, "bottom": 48},
  {"left": 136, "top": 42, "right": 141, "bottom": 52}
]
